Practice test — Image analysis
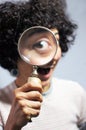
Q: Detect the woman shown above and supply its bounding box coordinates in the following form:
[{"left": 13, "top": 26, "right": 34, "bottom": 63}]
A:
[{"left": 0, "top": 0, "right": 86, "bottom": 130}]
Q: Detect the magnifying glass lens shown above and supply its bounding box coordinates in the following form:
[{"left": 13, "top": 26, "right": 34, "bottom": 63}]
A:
[{"left": 18, "top": 26, "right": 58, "bottom": 66}]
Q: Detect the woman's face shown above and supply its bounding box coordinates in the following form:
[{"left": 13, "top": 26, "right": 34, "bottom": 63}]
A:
[{"left": 16, "top": 28, "right": 62, "bottom": 92}]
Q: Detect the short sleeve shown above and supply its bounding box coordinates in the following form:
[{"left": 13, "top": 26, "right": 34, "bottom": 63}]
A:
[
  {"left": 0, "top": 126, "right": 3, "bottom": 130},
  {"left": 0, "top": 112, "right": 4, "bottom": 130}
]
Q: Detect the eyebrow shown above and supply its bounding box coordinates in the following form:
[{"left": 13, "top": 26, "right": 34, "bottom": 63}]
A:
[{"left": 54, "top": 32, "right": 59, "bottom": 35}]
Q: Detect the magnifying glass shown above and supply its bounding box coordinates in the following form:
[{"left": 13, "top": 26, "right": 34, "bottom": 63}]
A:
[
  {"left": 18, "top": 26, "right": 58, "bottom": 121},
  {"left": 18, "top": 26, "right": 58, "bottom": 76}
]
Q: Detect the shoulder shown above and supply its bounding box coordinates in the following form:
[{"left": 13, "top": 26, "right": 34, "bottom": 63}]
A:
[
  {"left": 52, "top": 77, "right": 85, "bottom": 91},
  {"left": 0, "top": 81, "right": 16, "bottom": 103},
  {"left": 52, "top": 77, "right": 86, "bottom": 99},
  {"left": 52, "top": 77, "right": 86, "bottom": 123}
]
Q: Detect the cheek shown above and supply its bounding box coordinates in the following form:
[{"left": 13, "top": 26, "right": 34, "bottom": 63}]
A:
[
  {"left": 54, "top": 46, "right": 62, "bottom": 61},
  {"left": 18, "top": 60, "right": 33, "bottom": 75}
]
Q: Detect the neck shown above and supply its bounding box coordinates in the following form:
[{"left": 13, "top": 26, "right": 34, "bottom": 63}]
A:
[{"left": 42, "top": 83, "right": 51, "bottom": 93}]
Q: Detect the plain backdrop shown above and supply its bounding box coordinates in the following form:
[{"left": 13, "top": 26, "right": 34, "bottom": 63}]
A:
[{"left": 0, "top": 0, "right": 86, "bottom": 88}]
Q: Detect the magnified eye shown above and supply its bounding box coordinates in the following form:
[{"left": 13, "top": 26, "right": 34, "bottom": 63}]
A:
[{"left": 32, "top": 40, "right": 51, "bottom": 54}]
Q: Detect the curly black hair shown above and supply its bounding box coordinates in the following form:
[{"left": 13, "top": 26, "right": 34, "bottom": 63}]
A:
[{"left": 0, "top": 0, "right": 77, "bottom": 71}]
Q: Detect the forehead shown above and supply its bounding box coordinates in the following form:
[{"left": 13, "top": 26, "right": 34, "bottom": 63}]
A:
[{"left": 51, "top": 28, "right": 59, "bottom": 40}]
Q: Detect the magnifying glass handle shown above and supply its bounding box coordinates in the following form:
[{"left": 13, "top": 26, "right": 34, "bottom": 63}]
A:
[
  {"left": 27, "top": 66, "right": 42, "bottom": 122},
  {"left": 28, "top": 76, "right": 42, "bottom": 86},
  {"left": 30, "top": 66, "right": 38, "bottom": 77},
  {"left": 28, "top": 65, "right": 42, "bottom": 88},
  {"left": 27, "top": 77, "right": 42, "bottom": 122}
]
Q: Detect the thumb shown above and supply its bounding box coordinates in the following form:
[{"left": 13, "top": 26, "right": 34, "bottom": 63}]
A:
[{"left": 17, "top": 77, "right": 42, "bottom": 93}]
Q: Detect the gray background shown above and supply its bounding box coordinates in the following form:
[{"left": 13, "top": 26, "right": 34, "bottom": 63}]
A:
[{"left": 0, "top": 0, "right": 86, "bottom": 88}]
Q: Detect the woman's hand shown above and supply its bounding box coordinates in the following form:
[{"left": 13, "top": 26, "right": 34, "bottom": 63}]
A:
[{"left": 5, "top": 77, "right": 43, "bottom": 130}]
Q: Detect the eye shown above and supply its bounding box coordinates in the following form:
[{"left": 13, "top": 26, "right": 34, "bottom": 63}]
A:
[{"left": 32, "top": 40, "right": 51, "bottom": 54}]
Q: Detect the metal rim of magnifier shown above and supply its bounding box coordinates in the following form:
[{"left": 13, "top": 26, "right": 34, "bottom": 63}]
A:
[{"left": 18, "top": 26, "right": 58, "bottom": 66}]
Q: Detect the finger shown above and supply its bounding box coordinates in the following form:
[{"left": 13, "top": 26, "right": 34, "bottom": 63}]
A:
[
  {"left": 15, "top": 91, "right": 43, "bottom": 102},
  {"left": 23, "top": 106, "right": 40, "bottom": 118},
  {"left": 16, "top": 78, "right": 42, "bottom": 93},
  {"left": 26, "top": 91, "right": 43, "bottom": 102},
  {"left": 19, "top": 99, "right": 42, "bottom": 109}
]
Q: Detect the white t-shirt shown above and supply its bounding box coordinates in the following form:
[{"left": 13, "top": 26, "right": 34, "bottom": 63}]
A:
[{"left": 0, "top": 77, "right": 86, "bottom": 130}]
